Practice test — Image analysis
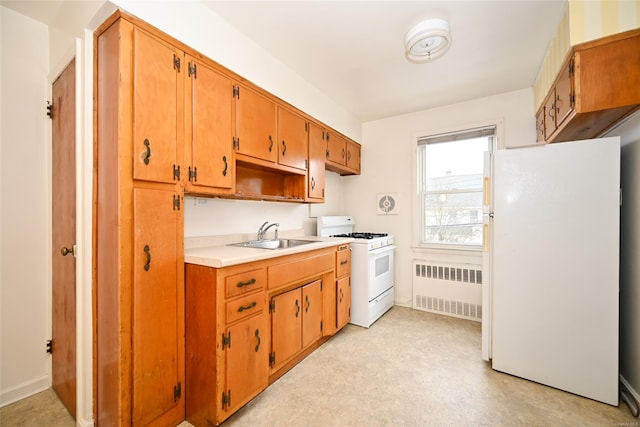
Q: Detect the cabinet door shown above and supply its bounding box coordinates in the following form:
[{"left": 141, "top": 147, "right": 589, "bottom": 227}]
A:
[
  {"left": 307, "top": 122, "right": 326, "bottom": 200},
  {"left": 536, "top": 109, "right": 545, "bottom": 142},
  {"left": 336, "top": 277, "right": 351, "bottom": 330},
  {"left": 187, "top": 56, "right": 233, "bottom": 190},
  {"left": 544, "top": 91, "right": 557, "bottom": 138},
  {"left": 225, "top": 312, "right": 269, "bottom": 416},
  {"left": 270, "top": 289, "right": 302, "bottom": 371},
  {"left": 278, "top": 107, "right": 308, "bottom": 170},
  {"left": 346, "top": 140, "right": 361, "bottom": 173},
  {"left": 326, "top": 131, "right": 346, "bottom": 166},
  {"left": 554, "top": 61, "right": 573, "bottom": 127},
  {"left": 132, "top": 188, "right": 183, "bottom": 426},
  {"left": 302, "top": 280, "right": 323, "bottom": 348},
  {"left": 132, "top": 28, "right": 181, "bottom": 184},
  {"left": 235, "top": 84, "right": 277, "bottom": 163}
]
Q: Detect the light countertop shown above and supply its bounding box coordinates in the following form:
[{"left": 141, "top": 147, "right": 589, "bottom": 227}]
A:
[{"left": 184, "top": 230, "right": 352, "bottom": 268}]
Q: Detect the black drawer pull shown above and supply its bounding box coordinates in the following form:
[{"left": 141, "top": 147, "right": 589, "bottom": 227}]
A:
[
  {"left": 238, "top": 301, "right": 257, "bottom": 312},
  {"left": 236, "top": 278, "right": 256, "bottom": 288},
  {"left": 340, "top": 259, "right": 348, "bottom": 265}
]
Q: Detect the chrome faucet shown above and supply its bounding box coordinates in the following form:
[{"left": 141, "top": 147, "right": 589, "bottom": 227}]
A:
[{"left": 257, "top": 221, "right": 279, "bottom": 241}]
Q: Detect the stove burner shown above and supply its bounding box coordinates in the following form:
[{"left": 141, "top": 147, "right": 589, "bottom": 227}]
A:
[{"left": 331, "top": 232, "right": 388, "bottom": 239}]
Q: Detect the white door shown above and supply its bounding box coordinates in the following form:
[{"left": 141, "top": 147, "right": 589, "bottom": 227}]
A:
[{"left": 491, "top": 137, "right": 620, "bottom": 405}]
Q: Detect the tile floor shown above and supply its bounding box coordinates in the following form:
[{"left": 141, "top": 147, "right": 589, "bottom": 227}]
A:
[{"left": 1, "top": 306, "right": 637, "bottom": 426}]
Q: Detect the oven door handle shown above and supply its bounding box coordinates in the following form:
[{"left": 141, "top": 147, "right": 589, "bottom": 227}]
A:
[{"left": 368, "top": 245, "right": 397, "bottom": 256}]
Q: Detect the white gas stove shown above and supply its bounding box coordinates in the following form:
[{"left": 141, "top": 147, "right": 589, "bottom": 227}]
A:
[{"left": 317, "top": 216, "right": 396, "bottom": 327}]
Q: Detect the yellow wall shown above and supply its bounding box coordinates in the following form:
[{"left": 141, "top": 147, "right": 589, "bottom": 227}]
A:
[{"left": 533, "top": 0, "right": 640, "bottom": 110}]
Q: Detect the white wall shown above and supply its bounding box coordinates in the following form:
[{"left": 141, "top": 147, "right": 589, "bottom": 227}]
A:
[
  {"left": 608, "top": 111, "right": 640, "bottom": 401},
  {"left": 0, "top": 6, "right": 51, "bottom": 405},
  {"left": 351, "top": 88, "right": 536, "bottom": 306}
]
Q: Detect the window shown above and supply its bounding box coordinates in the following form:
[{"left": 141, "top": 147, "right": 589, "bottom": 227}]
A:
[{"left": 417, "top": 126, "right": 494, "bottom": 248}]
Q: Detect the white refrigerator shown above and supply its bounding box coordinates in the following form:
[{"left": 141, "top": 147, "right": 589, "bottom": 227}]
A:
[{"left": 487, "top": 136, "right": 620, "bottom": 405}]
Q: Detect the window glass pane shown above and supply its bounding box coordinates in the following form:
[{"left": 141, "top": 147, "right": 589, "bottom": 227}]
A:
[
  {"left": 425, "top": 137, "right": 486, "bottom": 192},
  {"left": 423, "top": 192, "right": 483, "bottom": 245},
  {"left": 416, "top": 131, "right": 492, "bottom": 248}
]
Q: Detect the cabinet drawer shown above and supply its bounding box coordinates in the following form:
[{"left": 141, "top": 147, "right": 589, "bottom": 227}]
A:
[
  {"left": 336, "top": 246, "right": 351, "bottom": 278},
  {"left": 226, "top": 293, "right": 265, "bottom": 324},
  {"left": 268, "top": 252, "right": 334, "bottom": 289},
  {"left": 225, "top": 268, "right": 266, "bottom": 298}
]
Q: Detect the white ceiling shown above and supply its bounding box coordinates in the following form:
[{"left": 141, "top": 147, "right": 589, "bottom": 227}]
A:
[
  {"left": 2, "top": 0, "right": 568, "bottom": 122},
  {"left": 203, "top": 0, "right": 568, "bottom": 122}
]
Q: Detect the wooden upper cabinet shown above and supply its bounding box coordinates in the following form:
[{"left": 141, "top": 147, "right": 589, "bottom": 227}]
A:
[
  {"left": 544, "top": 60, "right": 574, "bottom": 139},
  {"left": 346, "top": 140, "right": 361, "bottom": 173},
  {"left": 326, "top": 130, "right": 361, "bottom": 175},
  {"left": 535, "top": 110, "right": 545, "bottom": 143},
  {"left": 326, "top": 131, "right": 346, "bottom": 166},
  {"left": 132, "top": 187, "right": 183, "bottom": 426},
  {"left": 132, "top": 28, "right": 181, "bottom": 184},
  {"left": 185, "top": 55, "right": 234, "bottom": 193},
  {"left": 538, "top": 29, "right": 640, "bottom": 143},
  {"left": 307, "top": 122, "right": 326, "bottom": 201},
  {"left": 234, "top": 83, "right": 277, "bottom": 163},
  {"left": 277, "top": 107, "right": 308, "bottom": 171}
]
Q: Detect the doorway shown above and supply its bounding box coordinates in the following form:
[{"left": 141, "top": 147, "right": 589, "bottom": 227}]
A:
[{"left": 51, "top": 58, "right": 77, "bottom": 419}]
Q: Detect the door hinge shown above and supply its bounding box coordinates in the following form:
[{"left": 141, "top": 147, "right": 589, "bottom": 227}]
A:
[
  {"left": 173, "top": 381, "right": 182, "bottom": 402},
  {"left": 173, "top": 164, "right": 181, "bottom": 181},
  {"left": 305, "top": 122, "right": 308, "bottom": 132},
  {"left": 221, "top": 389, "right": 231, "bottom": 410},
  {"left": 233, "top": 137, "right": 240, "bottom": 150},
  {"left": 320, "top": 320, "right": 323, "bottom": 332},
  {"left": 189, "top": 166, "right": 197, "bottom": 182},
  {"left": 568, "top": 60, "right": 574, "bottom": 75},
  {"left": 233, "top": 85, "right": 240, "bottom": 99},
  {"left": 173, "top": 194, "right": 181, "bottom": 211},
  {"left": 46, "top": 101, "right": 53, "bottom": 119},
  {"left": 304, "top": 159, "right": 308, "bottom": 170},
  {"left": 188, "top": 62, "right": 197, "bottom": 79},
  {"left": 569, "top": 93, "right": 575, "bottom": 106},
  {"left": 46, "top": 339, "right": 53, "bottom": 354},
  {"left": 269, "top": 299, "right": 275, "bottom": 313},
  {"left": 326, "top": 149, "right": 330, "bottom": 159},
  {"left": 269, "top": 352, "right": 276, "bottom": 367},
  {"left": 222, "top": 331, "right": 231, "bottom": 350},
  {"left": 173, "top": 54, "right": 181, "bottom": 72},
  {"left": 322, "top": 189, "right": 325, "bottom": 198}
]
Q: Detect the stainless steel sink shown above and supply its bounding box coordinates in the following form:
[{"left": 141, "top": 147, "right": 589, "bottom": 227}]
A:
[{"left": 228, "top": 239, "right": 316, "bottom": 250}]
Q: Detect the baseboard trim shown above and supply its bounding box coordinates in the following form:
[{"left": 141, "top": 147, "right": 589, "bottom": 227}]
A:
[
  {"left": 0, "top": 376, "right": 50, "bottom": 407},
  {"left": 77, "top": 416, "right": 95, "bottom": 427}
]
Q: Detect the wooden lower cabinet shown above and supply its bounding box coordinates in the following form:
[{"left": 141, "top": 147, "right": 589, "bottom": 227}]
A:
[
  {"left": 270, "top": 280, "right": 323, "bottom": 372},
  {"left": 336, "top": 277, "right": 351, "bottom": 330},
  {"left": 223, "top": 312, "right": 269, "bottom": 415},
  {"left": 186, "top": 246, "right": 348, "bottom": 426}
]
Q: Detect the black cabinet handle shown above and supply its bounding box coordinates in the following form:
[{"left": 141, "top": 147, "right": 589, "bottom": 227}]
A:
[
  {"left": 268, "top": 135, "right": 273, "bottom": 152},
  {"left": 255, "top": 329, "right": 261, "bottom": 352},
  {"left": 311, "top": 177, "right": 315, "bottom": 190},
  {"left": 295, "top": 299, "right": 300, "bottom": 318},
  {"left": 282, "top": 140, "right": 287, "bottom": 156},
  {"left": 143, "top": 245, "right": 151, "bottom": 271},
  {"left": 236, "top": 278, "right": 256, "bottom": 288},
  {"left": 339, "top": 287, "right": 344, "bottom": 302},
  {"left": 305, "top": 295, "right": 310, "bottom": 312},
  {"left": 222, "top": 155, "right": 228, "bottom": 176},
  {"left": 237, "top": 301, "right": 257, "bottom": 312},
  {"left": 143, "top": 139, "right": 151, "bottom": 165}
]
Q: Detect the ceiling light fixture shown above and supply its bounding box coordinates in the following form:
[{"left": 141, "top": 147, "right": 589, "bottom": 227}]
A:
[{"left": 405, "top": 18, "right": 451, "bottom": 63}]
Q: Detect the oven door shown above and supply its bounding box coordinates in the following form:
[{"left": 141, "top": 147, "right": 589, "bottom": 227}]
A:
[{"left": 368, "top": 245, "right": 396, "bottom": 300}]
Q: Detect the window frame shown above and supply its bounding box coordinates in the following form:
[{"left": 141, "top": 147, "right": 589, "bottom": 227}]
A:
[{"left": 412, "top": 123, "right": 498, "bottom": 253}]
